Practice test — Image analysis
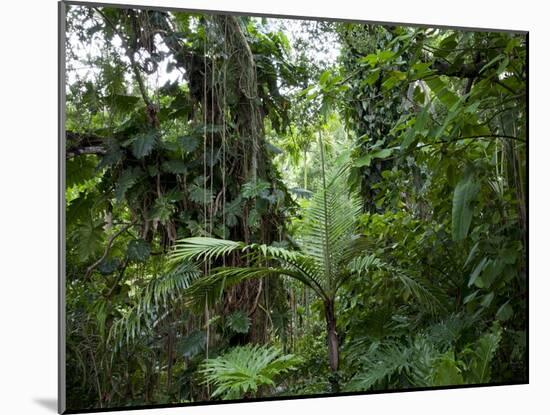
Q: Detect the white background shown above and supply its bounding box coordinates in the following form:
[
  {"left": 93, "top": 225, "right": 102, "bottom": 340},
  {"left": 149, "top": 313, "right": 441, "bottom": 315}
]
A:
[{"left": 0, "top": 0, "right": 546, "bottom": 414}]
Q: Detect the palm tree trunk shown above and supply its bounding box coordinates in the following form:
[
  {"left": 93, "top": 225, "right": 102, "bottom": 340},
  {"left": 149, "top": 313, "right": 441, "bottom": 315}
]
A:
[{"left": 324, "top": 299, "right": 340, "bottom": 392}]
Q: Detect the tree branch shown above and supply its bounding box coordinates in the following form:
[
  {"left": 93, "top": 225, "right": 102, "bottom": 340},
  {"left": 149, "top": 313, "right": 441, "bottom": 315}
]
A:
[
  {"left": 84, "top": 220, "right": 137, "bottom": 280},
  {"left": 417, "top": 134, "right": 525, "bottom": 148},
  {"left": 66, "top": 131, "right": 108, "bottom": 158},
  {"left": 67, "top": 146, "right": 106, "bottom": 158},
  {"left": 432, "top": 60, "right": 484, "bottom": 79},
  {"left": 94, "top": 7, "right": 158, "bottom": 126}
]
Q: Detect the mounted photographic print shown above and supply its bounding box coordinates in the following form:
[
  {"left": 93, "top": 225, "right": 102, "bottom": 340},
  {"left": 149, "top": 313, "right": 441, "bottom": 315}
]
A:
[{"left": 59, "top": 1, "right": 528, "bottom": 413}]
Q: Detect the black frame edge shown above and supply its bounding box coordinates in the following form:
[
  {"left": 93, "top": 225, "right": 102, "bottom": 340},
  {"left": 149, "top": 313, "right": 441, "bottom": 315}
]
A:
[{"left": 63, "top": 0, "right": 528, "bottom": 34}]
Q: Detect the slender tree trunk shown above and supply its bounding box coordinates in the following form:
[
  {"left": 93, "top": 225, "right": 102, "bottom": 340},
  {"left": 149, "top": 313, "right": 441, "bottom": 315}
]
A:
[
  {"left": 303, "top": 148, "right": 308, "bottom": 190},
  {"left": 324, "top": 299, "right": 340, "bottom": 392}
]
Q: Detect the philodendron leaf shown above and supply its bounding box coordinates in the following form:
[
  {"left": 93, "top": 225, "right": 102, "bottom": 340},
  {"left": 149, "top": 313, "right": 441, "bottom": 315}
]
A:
[
  {"left": 98, "top": 257, "right": 120, "bottom": 275},
  {"left": 115, "top": 167, "right": 143, "bottom": 201},
  {"left": 73, "top": 220, "right": 105, "bottom": 262},
  {"left": 179, "top": 330, "right": 206, "bottom": 358},
  {"left": 452, "top": 171, "right": 480, "bottom": 241},
  {"left": 126, "top": 239, "right": 151, "bottom": 262},
  {"left": 466, "top": 325, "right": 502, "bottom": 383},
  {"left": 178, "top": 135, "right": 199, "bottom": 153},
  {"left": 226, "top": 310, "right": 251, "bottom": 334},
  {"left": 131, "top": 130, "right": 158, "bottom": 158},
  {"left": 431, "top": 351, "right": 465, "bottom": 386}
]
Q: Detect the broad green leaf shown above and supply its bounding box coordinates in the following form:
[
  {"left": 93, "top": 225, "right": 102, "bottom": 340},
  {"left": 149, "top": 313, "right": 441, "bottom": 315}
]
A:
[
  {"left": 480, "top": 55, "right": 505, "bottom": 74},
  {"left": 463, "top": 290, "right": 479, "bottom": 304},
  {"left": 382, "top": 75, "right": 400, "bottom": 91},
  {"left": 431, "top": 352, "right": 464, "bottom": 386},
  {"left": 480, "top": 292, "right": 494, "bottom": 308},
  {"left": 389, "top": 70, "right": 406, "bottom": 81},
  {"left": 365, "top": 70, "right": 380, "bottom": 86},
  {"left": 66, "top": 155, "right": 98, "bottom": 188},
  {"left": 354, "top": 148, "right": 394, "bottom": 168},
  {"left": 72, "top": 220, "right": 105, "bottom": 262},
  {"left": 469, "top": 257, "right": 488, "bottom": 288},
  {"left": 411, "top": 62, "right": 432, "bottom": 78},
  {"left": 496, "top": 302, "right": 513, "bottom": 321},
  {"left": 359, "top": 53, "right": 378, "bottom": 67},
  {"left": 452, "top": 171, "right": 480, "bottom": 241},
  {"left": 97, "top": 140, "right": 123, "bottom": 170},
  {"left": 98, "top": 257, "right": 120, "bottom": 275},
  {"left": 464, "top": 241, "right": 480, "bottom": 268},
  {"left": 402, "top": 106, "right": 429, "bottom": 150},
  {"left": 162, "top": 160, "right": 187, "bottom": 174},
  {"left": 66, "top": 194, "right": 95, "bottom": 224},
  {"left": 425, "top": 77, "right": 460, "bottom": 109},
  {"left": 106, "top": 94, "right": 140, "bottom": 113},
  {"left": 319, "top": 70, "right": 332, "bottom": 86},
  {"left": 151, "top": 196, "right": 176, "bottom": 225},
  {"left": 377, "top": 50, "right": 396, "bottom": 63},
  {"left": 480, "top": 260, "right": 504, "bottom": 288}
]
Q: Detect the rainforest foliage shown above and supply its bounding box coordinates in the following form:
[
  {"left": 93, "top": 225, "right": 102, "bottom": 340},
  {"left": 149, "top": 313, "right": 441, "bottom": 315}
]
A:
[{"left": 64, "top": 4, "right": 527, "bottom": 410}]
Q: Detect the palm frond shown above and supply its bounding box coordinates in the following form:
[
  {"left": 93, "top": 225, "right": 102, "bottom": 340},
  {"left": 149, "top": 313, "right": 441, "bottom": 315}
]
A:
[
  {"left": 299, "top": 163, "right": 362, "bottom": 292},
  {"left": 183, "top": 266, "right": 282, "bottom": 309},
  {"left": 244, "top": 245, "right": 327, "bottom": 299},
  {"left": 347, "top": 254, "right": 384, "bottom": 275},
  {"left": 141, "top": 262, "right": 202, "bottom": 313},
  {"left": 108, "top": 262, "right": 201, "bottom": 349},
  {"left": 348, "top": 253, "right": 443, "bottom": 314},
  {"left": 393, "top": 271, "right": 443, "bottom": 315},
  {"left": 170, "top": 237, "right": 245, "bottom": 263}
]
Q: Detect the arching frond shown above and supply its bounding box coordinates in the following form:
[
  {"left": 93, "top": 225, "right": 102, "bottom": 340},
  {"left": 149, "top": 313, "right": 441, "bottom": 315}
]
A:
[
  {"left": 392, "top": 271, "right": 443, "bottom": 315},
  {"left": 244, "top": 245, "right": 327, "bottom": 298},
  {"left": 108, "top": 262, "right": 201, "bottom": 349},
  {"left": 140, "top": 262, "right": 202, "bottom": 313},
  {"left": 347, "top": 254, "right": 443, "bottom": 314},
  {"left": 183, "top": 266, "right": 278, "bottom": 310},
  {"left": 184, "top": 264, "right": 326, "bottom": 310},
  {"left": 170, "top": 237, "right": 245, "bottom": 263}
]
